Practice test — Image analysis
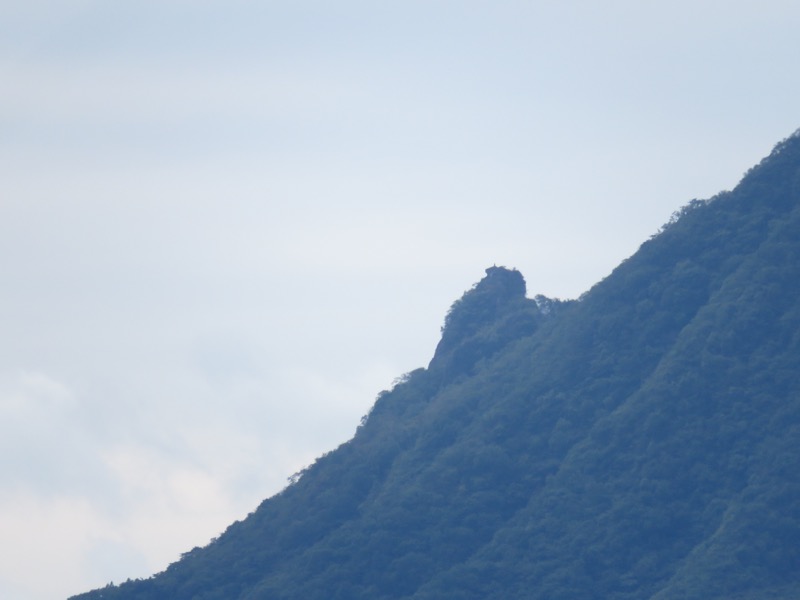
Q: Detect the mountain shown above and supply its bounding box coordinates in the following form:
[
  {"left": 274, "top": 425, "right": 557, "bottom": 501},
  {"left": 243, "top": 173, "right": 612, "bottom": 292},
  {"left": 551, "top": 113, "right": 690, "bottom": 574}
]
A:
[{"left": 71, "top": 131, "right": 800, "bottom": 600}]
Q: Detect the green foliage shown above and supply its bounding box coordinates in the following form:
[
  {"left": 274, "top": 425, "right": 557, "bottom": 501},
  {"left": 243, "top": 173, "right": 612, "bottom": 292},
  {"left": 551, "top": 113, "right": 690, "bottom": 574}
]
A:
[{"left": 71, "top": 130, "right": 800, "bottom": 600}]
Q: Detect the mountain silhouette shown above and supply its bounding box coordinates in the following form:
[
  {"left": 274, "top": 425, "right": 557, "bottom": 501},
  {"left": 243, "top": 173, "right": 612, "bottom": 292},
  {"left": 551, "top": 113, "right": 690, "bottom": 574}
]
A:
[{"left": 72, "top": 131, "right": 800, "bottom": 600}]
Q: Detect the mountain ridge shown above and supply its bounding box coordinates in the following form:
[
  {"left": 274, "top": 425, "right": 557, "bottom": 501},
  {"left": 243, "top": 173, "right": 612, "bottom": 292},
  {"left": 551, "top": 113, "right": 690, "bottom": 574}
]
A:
[{"left": 72, "top": 130, "right": 800, "bottom": 600}]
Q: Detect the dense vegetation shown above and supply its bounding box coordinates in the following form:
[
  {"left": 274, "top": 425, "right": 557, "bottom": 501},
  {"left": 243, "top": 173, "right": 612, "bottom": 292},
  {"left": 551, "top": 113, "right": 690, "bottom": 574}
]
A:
[{"left": 72, "top": 131, "right": 800, "bottom": 599}]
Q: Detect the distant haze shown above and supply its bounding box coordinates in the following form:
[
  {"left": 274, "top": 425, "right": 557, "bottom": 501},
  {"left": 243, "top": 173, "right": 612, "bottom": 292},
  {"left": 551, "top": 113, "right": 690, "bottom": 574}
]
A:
[{"left": 1, "top": 1, "right": 799, "bottom": 598}]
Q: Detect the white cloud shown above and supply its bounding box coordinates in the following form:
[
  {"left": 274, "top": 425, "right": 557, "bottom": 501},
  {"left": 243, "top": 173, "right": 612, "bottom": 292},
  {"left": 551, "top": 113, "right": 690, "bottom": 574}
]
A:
[
  {"left": 0, "top": 368, "right": 325, "bottom": 598},
  {"left": 0, "top": 372, "right": 93, "bottom": 494},
  {"left": 0, "top": 491, "right": 108, "bottom": 599},
  {"left": 0, "top": 371, "right": 74, "bottom": 418}
]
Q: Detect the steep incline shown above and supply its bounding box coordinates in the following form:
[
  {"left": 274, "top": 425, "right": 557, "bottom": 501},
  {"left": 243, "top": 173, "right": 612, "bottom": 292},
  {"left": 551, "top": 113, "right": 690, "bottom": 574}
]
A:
[
  {"left": 411, "top": 133, "right": 800, "bottom": 599},
  {"left": 73, "top": 131, "right": 800, "bottom": 600}
]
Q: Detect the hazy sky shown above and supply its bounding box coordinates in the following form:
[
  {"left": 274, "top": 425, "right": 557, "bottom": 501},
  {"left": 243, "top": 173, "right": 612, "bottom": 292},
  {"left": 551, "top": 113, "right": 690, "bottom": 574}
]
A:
[{"left": 2, "top": 1, "right": 799, "bottom": 597}]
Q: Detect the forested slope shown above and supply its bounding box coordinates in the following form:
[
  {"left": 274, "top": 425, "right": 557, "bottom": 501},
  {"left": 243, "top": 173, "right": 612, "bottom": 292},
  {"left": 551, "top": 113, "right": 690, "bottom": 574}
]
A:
[{"left": 72, "top": 131, "right": 800, "bottom": 600}]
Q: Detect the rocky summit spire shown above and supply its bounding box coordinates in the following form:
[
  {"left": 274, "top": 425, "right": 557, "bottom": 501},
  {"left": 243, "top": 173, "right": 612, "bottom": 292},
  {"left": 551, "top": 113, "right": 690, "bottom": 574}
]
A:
[
  {"left": 440, "top": 266, "right": 527, "bottom": 341},
  {"left": 428, "top": 266, "right": 536, "bottom": 378}
]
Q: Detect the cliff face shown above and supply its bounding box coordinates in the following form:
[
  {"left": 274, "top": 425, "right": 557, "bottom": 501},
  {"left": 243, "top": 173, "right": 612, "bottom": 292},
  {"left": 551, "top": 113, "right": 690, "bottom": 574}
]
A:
[
  {"left": 72, "top": 131, "right": 800, "bottom": 600},
  {"left": 428, "top": 266, "right": 545, "bottom": 381}
]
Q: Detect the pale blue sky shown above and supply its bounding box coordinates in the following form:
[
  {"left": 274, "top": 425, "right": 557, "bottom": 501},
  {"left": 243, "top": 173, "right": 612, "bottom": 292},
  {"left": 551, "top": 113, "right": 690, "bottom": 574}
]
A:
[{"left": 1, "top": 1, "right": 799, "bottom": 597}]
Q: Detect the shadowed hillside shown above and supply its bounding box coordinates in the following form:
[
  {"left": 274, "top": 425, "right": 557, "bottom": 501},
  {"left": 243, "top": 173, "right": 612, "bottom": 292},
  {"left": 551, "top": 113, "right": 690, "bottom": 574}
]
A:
[{"left": 72, "top": 131, "right": 800, "bottom": 600}]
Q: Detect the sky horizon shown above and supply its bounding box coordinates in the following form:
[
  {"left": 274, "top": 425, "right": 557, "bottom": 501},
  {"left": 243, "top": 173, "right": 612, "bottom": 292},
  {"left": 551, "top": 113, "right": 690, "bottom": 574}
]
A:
[{"left": 2, "top": 2, "right": 800, "bottom": 598}]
